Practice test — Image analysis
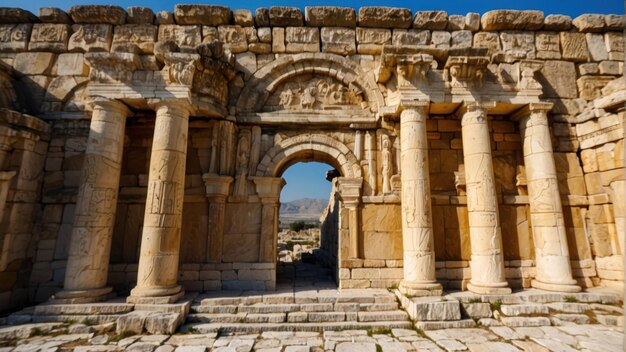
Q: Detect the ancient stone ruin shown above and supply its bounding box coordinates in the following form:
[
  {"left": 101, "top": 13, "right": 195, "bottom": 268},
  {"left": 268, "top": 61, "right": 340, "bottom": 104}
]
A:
[{"left": 0, "top": 4, "right": 623, "bottom": 334}]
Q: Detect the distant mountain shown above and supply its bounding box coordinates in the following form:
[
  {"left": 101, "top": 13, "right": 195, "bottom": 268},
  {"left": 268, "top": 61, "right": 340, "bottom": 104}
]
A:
[
  {"left": 280, "top": 198, "right": 328, "bottom": 214},
  {"left": 279, "top": 198, "right": 329, "bottom": 225}
]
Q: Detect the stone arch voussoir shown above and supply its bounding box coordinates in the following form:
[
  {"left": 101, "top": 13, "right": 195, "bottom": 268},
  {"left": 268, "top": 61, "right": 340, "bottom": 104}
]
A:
[
  {"left": 236, "top": 53, "right": 383, "bottom": 114},
  {"left": 256, "top": 134, "right": 362, "bottom": 179}
]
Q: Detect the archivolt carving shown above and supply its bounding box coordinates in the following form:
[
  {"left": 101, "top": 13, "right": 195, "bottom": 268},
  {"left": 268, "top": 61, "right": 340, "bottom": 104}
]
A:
[
  {"left": 255, "top": 134, "right": 362, "bottom": 179},
  {"left": 236, "top": 53, "right": 383, "bottom": 114},
  {"left": 267, "top": 75, "right": 364, "bottom": 111}
]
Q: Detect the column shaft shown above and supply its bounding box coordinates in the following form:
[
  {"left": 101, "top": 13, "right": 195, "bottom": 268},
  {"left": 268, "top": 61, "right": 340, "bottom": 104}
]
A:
[
  {"left": 399, "top": 105, "right": 442, "bottom": 296},
  {"left": 461, "top": 105, "right": 510, "bottom": 294},
  {"left": 129, "top": 101, "right": 191, "bottom": 302},
  {"left": 520, "top": 106, "right": 580, "bottom": 292},
  {"left": 207, "top": 198, "right": 227, "bottom": 262},
  {"left": 58, "top": 99, "right": 129, "bottom": 302},
  {"left": 347, "top": 204, "right": 360, "bottom": 258},
  {"left": 259, "top": 202, "right": 279, "bottom": 262}
]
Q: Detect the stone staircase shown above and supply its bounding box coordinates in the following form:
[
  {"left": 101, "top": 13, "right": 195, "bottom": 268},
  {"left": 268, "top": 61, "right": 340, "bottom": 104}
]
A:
[{"left": 182, "top": 289, "right": 414, "bottom": 333}]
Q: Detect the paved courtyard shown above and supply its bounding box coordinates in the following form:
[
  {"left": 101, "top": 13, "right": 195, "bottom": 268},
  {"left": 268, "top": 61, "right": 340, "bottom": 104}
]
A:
[{"left": 0, "top": 322, "right": 623, "bottom": 352}]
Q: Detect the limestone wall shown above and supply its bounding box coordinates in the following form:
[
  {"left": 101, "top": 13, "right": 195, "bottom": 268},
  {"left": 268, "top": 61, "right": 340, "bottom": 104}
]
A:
[{"left": 0, "top": 5, "right": 623, "bottom": 307}]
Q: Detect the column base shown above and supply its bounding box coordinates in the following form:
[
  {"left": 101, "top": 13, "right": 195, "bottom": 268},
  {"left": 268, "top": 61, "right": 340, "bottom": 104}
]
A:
[
  {"left": 531, "top": 279, "right": 581, "bottom": 293},
  {"left": 400, "top": 280, "right": 443, "bottom": 297},
  {"left": 127, "top": 285, "right": 184, "bottom": 304},
  {"left": 52, "top": 286, "right": 114, "bottom": 304},
  {"left": 467, "top": 282, "right": 512, "bottom": 295}
]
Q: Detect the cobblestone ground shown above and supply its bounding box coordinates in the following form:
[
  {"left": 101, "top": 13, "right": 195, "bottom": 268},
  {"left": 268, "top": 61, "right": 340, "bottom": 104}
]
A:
[{"left": 0, "top": 324, "right": 623, "bottom": 352}]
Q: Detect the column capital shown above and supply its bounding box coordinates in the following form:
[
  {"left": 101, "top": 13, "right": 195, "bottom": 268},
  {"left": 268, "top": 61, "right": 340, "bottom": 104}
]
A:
[
  {"left": 458, "top": 101, "right": 496, "bottom": 126},
  {"left": 380, "top": 100, "right": 429, "bottom": 120},
  {"left": 202, "top": 173, "right": 233, "bottom": 201},
  {"left": 510, "top": 101, "right": 554, "bottom": 122},
  {"left": 337, "top": 177, "right": 363, "bottom": 206},
  {"left": 148, "top": 98, "right": 195, "bottom": 117},
  {"left": 89, "top": 97, "right": 132, "bottom": 117},
  {"left": 251, "top": 176, "right": 285, "bottom": 204}
]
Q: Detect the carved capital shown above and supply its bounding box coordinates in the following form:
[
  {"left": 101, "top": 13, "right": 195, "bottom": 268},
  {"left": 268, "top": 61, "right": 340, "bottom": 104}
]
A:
[
  {"left": 202, "top": 174, "right": 233, "bottom": 201},
  {"left": 148, "top": 98, "right": 194, "bottom": 117},
  {"left": 163, "top": 52, "right": 201, "bottom": 86},
  {"left": 251, "top": 176, "right": 285, "bottom": 204},
  {"left": 377, "top": 46, "right": 433, "bottom": 86},
  {"left": 444, "top": 55, "right": 489, "bottom": 88},
  {"left": 380, "top": 100, "right": 429, "bottom": 120},
  {"left": 337, "top": 177, "right": 363, "bottom": 205},
  {"left": 459, "top": 101, "right": 496, "bottom": 126},
  {"left": 84, "top": 52, "right": 142, "bottom": 83},
  {"left": 89, "top": 97, "right": 132, "bottom": 117}
]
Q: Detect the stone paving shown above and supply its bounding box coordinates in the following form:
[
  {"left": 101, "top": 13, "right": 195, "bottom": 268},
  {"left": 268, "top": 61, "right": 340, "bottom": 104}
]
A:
[{"left": 0, "top": 323, "right": 623, "bottom": 352}]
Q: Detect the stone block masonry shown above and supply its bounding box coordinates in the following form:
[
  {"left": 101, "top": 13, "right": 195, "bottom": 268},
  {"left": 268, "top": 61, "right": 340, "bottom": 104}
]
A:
[{"left": 0, "top": 5, "right": 622, "bottom": 314}]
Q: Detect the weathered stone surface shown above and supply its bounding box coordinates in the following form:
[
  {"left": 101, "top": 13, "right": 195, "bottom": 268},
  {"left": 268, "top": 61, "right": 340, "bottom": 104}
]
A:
[
  {"left": 68, "top": 5, "right": 126, "bottom": 25},
  {"left": 535, "top": 31, "right": 560, "bottom": 59},
  {"left": 13, "top": 52, "right": 55, "bottom": 75},
  {"left": 38, "top": 8, "right": 71, "bottom": 24},
  {"left": 481, "top": 10, "right": 544, "bottom": 31},
  {"left": 392, "top": 29, "right": 429, "bottom": 46},
  {"left": 586, "top": 33, "right": 609, "bottom": 61},
  {"left": 68, "top": 24, "right": 112, "bottom": 52},
  {"left": 0, "top": 8, "right": 38, "bottom": 24},
  {"left": 112, "top": 24, "right": 157, "bottom": 54},
  {"left": 321, "top": 27, "right": 355, "bottom": 55},
  {"left": 463, "top": 302, "right": 492, "bottom": 319},
  {"left": 560, "top": 32, "right": 590, "bottom": 62},
  {"left": 544, "top": 14, "right": 571, "bottom": 31},
  {"left": 144, "top": 312, "right": 184, "bottom": 334},
  {"left": 0, "top": 23, "right": 32, "bottom": 52},
  {"left": 155, "top": 11, "right": 175, "bottom": 25},
  {"left": 357, "top": 7, "right": 412, "bottom": 29},
  {"left": 269, "top": 7, "right": 304, "bottom": 27},
  {"left": 158, "top": 25, "right": 201, "bottom": 48},
  {"left": 573, "top": 14, "right": 606, "bottom": 32},
  {"left": 447, "top": 15, "right": 465, "bottom": 31},
  {"left": 29, "top": 23, "right": 70, "bottom": 52},
  {"left": 218, "top": 26, "right": 248, "bottom": 53},
  {"left": 305, "top": 7, "right": 356, "bottom": 27},
  {"left": 604, "top": 14, "right": 625, "bottom": 30},
  {"left": 473, "top": 32, "right": 500, "bottom": 52},
  {"left": 174, "top": 5, "right": 231, "bottom": 26},
  {"left": 499, "top": 31, "right": 535, "bottom": 61},
  {"left": 254, "top": 8, "right": 270, "bottom": 27},
  {"left": 127, "top": 7, "right": 154, "bottom": 25},
  {"left": 233, "top": 9, "right": 254, "bottom": 27},
  {"left": 538, "top": 61, "right": 577, "bottom": 99},
  {"left": 412, "top": 11, "right": 448, "bottom": 30},
  {"left": 285, "top": 27, "right": 319, "bottom": 53}
]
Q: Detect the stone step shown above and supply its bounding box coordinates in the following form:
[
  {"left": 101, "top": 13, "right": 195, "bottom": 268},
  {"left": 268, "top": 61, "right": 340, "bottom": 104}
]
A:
[
  {"left": 500, "top": 316, "right": 552, "bottom": 327},
  {"left": 190, "top": 301, "right": 400, "bottom": 315},
  {"left": 33, "top": 303, "right": 133, "bottom": 315},
  {"left": 182, "top": 320, "right": 413, "bottom": 334},
  {"left": 357, "top": 311, "right": 409, "bottom": 322},
  {"left": 414, "top": 319, "right": 476, "bottom": 330},
  {"left": 31, "top": 314, "right": 121, "bottom": 324},
  {"left": 187, "top": 310, "right": 410, "bottom": 324},
  {"left": 500, "top": 304, "right": 549, "bottom": 316}
]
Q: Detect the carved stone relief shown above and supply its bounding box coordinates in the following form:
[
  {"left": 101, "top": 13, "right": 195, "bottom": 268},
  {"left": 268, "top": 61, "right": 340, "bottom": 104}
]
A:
[{"left": 265, "top": 75, "right": 364, "bottom": 111}]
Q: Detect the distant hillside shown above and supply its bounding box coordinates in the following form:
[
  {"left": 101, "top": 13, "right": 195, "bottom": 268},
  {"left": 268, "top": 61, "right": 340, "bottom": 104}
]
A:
[{"left": 279, "top": 198, "right": 329, "bottom": 225}]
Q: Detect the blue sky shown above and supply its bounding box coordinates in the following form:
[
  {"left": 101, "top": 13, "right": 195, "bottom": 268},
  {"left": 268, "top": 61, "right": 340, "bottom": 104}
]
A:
[
  {"left": 5, "top": 0, "right": 624, "bottom": 17},
  {"left": 6, "top": 0, "right": 622, "bottom": 202}
]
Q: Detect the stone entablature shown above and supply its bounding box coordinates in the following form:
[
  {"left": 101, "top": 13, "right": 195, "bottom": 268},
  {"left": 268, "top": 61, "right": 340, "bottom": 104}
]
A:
[{"left": 0, "top": 4, "right": 623, "bottom": 312}]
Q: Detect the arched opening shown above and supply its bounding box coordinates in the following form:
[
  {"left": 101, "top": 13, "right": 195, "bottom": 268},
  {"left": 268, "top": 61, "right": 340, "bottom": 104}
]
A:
[{"left": 276, "top": 161, "right": 341, "bottom": 289}]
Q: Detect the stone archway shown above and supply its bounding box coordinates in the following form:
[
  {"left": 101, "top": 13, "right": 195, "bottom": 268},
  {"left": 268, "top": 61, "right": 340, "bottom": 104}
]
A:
[{"left": 255, "top": 133, "right": 362, "bottom": 179}]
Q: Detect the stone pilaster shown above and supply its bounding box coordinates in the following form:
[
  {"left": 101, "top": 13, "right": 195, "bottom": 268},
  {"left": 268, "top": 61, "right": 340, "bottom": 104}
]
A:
[
  {"left": 518, "top": 102, "right": 581, "bottom": 293},
  {"left": 128, "top": 100, "right": 192, "bottom": 304},
  {"left": 399, "top": 102, "right": 442, "bottom": 296},
  {"left": 252, "top": 177, "right": 285, "bottom": 263},
  {"left": 56, "top": 98, "right": 130, "bottom": 302},
  {"left": 460, "top": 102, "right": 511, "bottom": 295},
  {"left": 337, "top": 177, "right": 363, "bottom": 259},
  {"left": 202, "top": 174, "right": 233, "bottom": 263}
]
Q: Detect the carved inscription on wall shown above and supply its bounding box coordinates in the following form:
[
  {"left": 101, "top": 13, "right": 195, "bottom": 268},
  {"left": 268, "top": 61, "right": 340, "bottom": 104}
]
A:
[{"left": 265, "top": 74, "right": 364, "bottom": 111}]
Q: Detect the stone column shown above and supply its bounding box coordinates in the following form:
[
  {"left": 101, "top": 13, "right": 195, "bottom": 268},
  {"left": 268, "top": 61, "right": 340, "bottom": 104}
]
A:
[
  {"left": 461, "top": 102, "right": 511, "bottom": 294},
  {"left": 252, "top": 177, "right": 285, "bottom": 263},
  {"left": 56, "top": 99, "right": 130, "bottom": 302},
  {"left": 399, "top": 102, "right": 442, "bottom": 296},
  {"left": 129, "top": 100, "right": 192, "bottom": 303},
  {"left": 337, "top": 177, "right": 363, "bottom": 259},
  {"left": 202, "top": 174, "right": 233, "bottom": 263},
  {"left": 518, "top": 102, "right": 581, "bottom": 293}
]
